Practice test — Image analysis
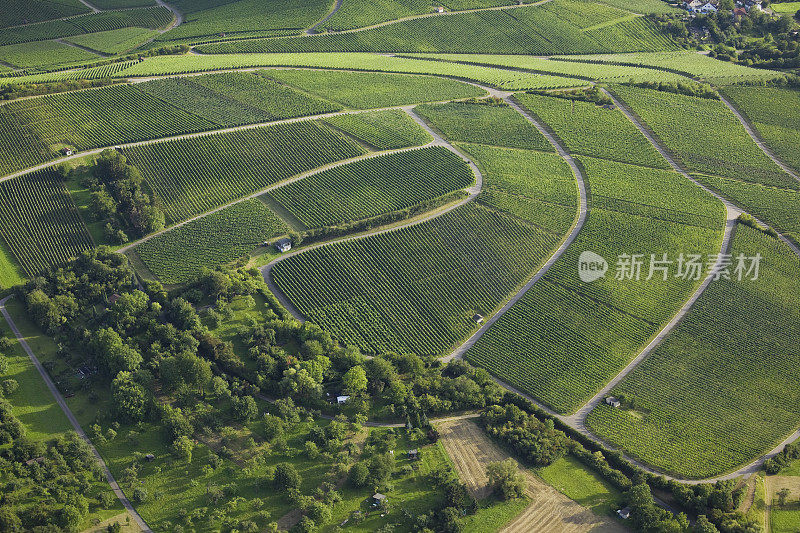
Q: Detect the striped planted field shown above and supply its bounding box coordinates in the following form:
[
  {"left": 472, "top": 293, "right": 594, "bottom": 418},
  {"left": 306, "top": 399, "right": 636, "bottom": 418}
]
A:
[
  {"left": 272, "top": 202, "right": 561, "bottom": 356},
  {"left": 135, "top": 200, "right": 289, "bottom": 284},
  {"left": 123, "top": 121, "right": 365, "bottom": 224},
  {"left": 264, "top": 146, "right": 474, "bottom": 228},
  {"left": 0, "top": 170, "right": 93, "bottom": 277}
]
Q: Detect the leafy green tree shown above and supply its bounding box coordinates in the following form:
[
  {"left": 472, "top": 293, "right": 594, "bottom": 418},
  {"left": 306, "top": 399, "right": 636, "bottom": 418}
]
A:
[
  {"left": 342, "top": 366, "right": 368, "bottom": 396},
  {"left": 694, "top": 515, "right": 719, "bottom": 533},
  {"left": 232, "top": 395, "right": 258, "bottom": 422},
  {"left": 486, "top": 460, "right": 526, "bottom": 500},
  {"left": 111, "top": 371, "right": 148, "bottom": 422},
  {"left": 91, "top": 328, "right": 143, "bottom": 376},
  {"left": 172, "top": 435, "right": 194, "bottom": 463},
  {"left": 348, "top": 462, "right": 369, "bottom": 488},
  {"left": 273, "top": 462, "right": 301, "bottom": 492}
]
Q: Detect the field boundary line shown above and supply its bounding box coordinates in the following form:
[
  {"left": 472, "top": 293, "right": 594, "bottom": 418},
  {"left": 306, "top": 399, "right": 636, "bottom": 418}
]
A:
[
  {"left": 307, "top": 0, "right": 343, "bottom": 34},
  {"left": 717, "top": 91, "right": 800, "bottom": 183},
  {"left": 0, "top": 295, "right": 153, "bottom": 533}
]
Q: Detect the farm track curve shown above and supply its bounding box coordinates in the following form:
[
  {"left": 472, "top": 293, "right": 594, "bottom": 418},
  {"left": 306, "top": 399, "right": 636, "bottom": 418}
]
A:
[
  {"left": 0, "top": 296, "right": 153, "bottom": 533},
  {"left": 307, "top": 0, "right": 343, "bottom": 35},
  {"left": 717, "top": 91, "right": 800, "bottom": 183}
]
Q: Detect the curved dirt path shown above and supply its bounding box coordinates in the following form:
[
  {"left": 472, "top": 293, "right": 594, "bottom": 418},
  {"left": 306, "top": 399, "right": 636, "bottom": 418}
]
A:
[
  {"left": 0, "top": 296, "right": 153, "bottom": 533},
  {"left": 156, "top": 0, "right": 182, "bottom": 32},
  {"left": 443, "top": 92, "right": 588, "bottom": 363},
  {"left": 259, "top": 105, "right": 483, "bottom": 317},
  {"left": 717, "top": 91, "right": 800, "bottom": 183},
  {"left": 307, "top": 0, "right": 343, "bottom": 34},
  {"left": 77, "top": 0, "right": 101, "bottom": 13}
]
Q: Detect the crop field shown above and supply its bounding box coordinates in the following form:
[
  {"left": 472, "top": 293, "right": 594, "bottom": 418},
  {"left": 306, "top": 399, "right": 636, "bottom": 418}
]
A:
[
  {"left": 694, "top": 174, "right": 800, "bottom": 244},
  {"left": 0, "top": 83, "right": 215, "bottom": 176},
  {"left": 587, "top": 225, "right": 800, "bottom": 478},
  {"left": 324, "top": 109, "right": 432, "bottom": 150},
  {"left": 138, "top": 72, "right": 340, "bottom": 126},
  {"left": 260, "top": 69, "right": 485, "bottom": 108},
  {"left": 465, "top": 156, "right": 725, "bottom": 413},
  {"left": 0, "top": 0, "right": 89, "bottom": 28},
  {"left": 272, "top": 202, "right": 560, "bottom": 356},
  {"left": 70, "top": 7, "right": 175, "bottom": 32},
  {"left": 541, "top": 0, "right": 632, "bottom": 29},
  {"left": 404, "top": 53, "right": 689, "bottom": 84},
  {"left": 723, "top": 86, "right": 800, "bottom": 174},
  {"left": 264, "top": 146, "right": 474, "bottom": 228},
  {"left": 123, "top": 121, "right": 365, "bottom": 224},
  {"left": 460, "top": 143, "right": 578, "bottom": 235},
  {"left": 0, "top": 40, "right": 98, "bottom": 69},
  {"left": 0, "top": 169, "right": 93, "bottom": 277},
  {"left": 515, "top": 92, "right": 669, "bottom": 169},
  {"left": 320, "top": 0, "right": 433, "bottom": 31},
  {"left": 612, "top": 84, "right": 798, "bottom": 189},
  {"left": 590, "top": 0, "right": 678, "bottom": 12},
  {"left": 107, "top": 53, "right": 584, "bottom": 91},
  {"left": 63, "top": 27, "right": 160, "bottom": 54},
  {"left": 0, "top": 20, "right": 84, "bottom": 46},
  {"left": 416, "top": 102, "right": 553, "bottom": 151},
  {"left": 197, "top": 4, "right": 677, "bottom": 55},
  {"left": 90, "top": 0, "right": 156, "bottom": 8},
  {"left": 156, "top": 0, "right": 330, "bottom": 42},
  {"left": 557, "top": 51, "right": 785, "bottom": 84},
  {"left": 135, "top": 199, "right": 288, "bottom": 284}
]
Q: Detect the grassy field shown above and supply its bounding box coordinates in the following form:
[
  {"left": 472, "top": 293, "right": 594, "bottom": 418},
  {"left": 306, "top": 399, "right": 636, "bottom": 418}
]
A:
[
  {"left": 134, "top": 199, "right": 289, "bottom": 284},
  {"left": 0, "top": 299, "right": 71, "bottom": 441},
  {"left": 556, "top": 51, "right": 785, "bottom": 84},
  {"left": 405, "top": 53, "right": 690, "bottom": 84},
  {"left": 272, "top": 202, "right": 560, "bottom": 356},
  {"left": 324, "top": 110, "right": 433, "bottom": 150},
  {"left": 771, "top": 1, "right": 800, "bottom": 12},
  {"left": 0, "top": 239, "right": 25, "bottom": 290},
  {"left": 63, "top": 27, "right": 160, "bottom": 54},
  {"left": 264, "top": 146, "right": 474, "bottom": 229},
  {"left": 612, "top": 84, "right": 797, "bottom": 189},
  {"left": 123, "top": 120, "right": 365, "bottom": 224},
  {"left": 723, "top": 86, "right": 800, "bottom": 174},
  {"left": 515, "top": 92, "right": 669, "bottom": 169},
  {"left": 461, "top": 143, "right": 578, "bottom": 235},
  {"left": 535, "top": 455, "right": 623, "bottom": 517},
  {"left": 465, "top": 156, "right": 725, "bottom": 414},
  {"left": 587, "top": 224, "right": 800, "bottom": 478},
  {"left": 261, "top": 69, "right": 485, "bottom": 108},
  {"left": 416, "top": 101, "right": 554, "bottom": 151},
  {"left": 0, "top": 169, "right": 94, "bottom": 277}
]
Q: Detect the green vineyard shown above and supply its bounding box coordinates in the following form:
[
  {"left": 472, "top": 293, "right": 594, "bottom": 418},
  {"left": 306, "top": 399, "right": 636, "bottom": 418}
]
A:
[
  {"left": 324, "top": 110, "right": 432, "bottom": 151},
  {"left": 272, "top": 202, "right": 560, "bottom": 356},
  {"left": 0, "top": 170, "right": 93, "bottom": 277},
  {"left": 465, "top": 156, "right": 725, "bottom": 414},
  {"left": 264, "top": 146, "right": 475, "bottom": 229},
  {"left": 587, "top": 225, "right": 800, "bottom": 478},
  {"left": 123, "top": 121, "right": 365, "bottom": 224},
  {"left": 135, "top": 200, "right": 288, "bottom": 284},
  {"left": 416, "top": 102, "right": 553, "bottom": 151}
]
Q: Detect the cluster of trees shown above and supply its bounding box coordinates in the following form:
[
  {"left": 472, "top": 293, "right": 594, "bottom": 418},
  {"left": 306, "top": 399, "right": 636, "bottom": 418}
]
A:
[
  {"left": 486, "top": 460, "right": 526, "bottom": 500},
  {"left": 0, "top": 426, "right": 117, "bottom": 532},
  {"left": 481, "top": 404, "right": 570, "bottom": 467},
  {"left": 0, "top": 78, "right": 124, "bottom": 101},
  {"left": 629, "top": 80, "right": 718, "bottom": 99},
  {"left": 764, "top": 440, "right": 800, "bottom": 473},
  {"left": 656, "top": 8, "right": 800, "bottom": 69},
  {"left": 528, "top": 86, "right": 613, "bottom": 106},
  {"left": 86, "top": 150, "right": 165, "bottom": 243}
]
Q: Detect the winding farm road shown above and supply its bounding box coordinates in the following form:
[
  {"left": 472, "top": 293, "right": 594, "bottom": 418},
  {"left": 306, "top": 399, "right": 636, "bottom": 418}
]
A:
[
  {"left": 0, "top": 296, "right": 153, "bottom": 533},
  {"left": 156, "top": 0, "right": 183, "bottom": 32},
  {"left": 717, "top": 92, "right": 800, "bottom": 183},
  {"left": 307, "top": 0, "right": 343, "bottom": 34},
  {"left": 259, "top": 105, "right": 484, "bottom": 316}
]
